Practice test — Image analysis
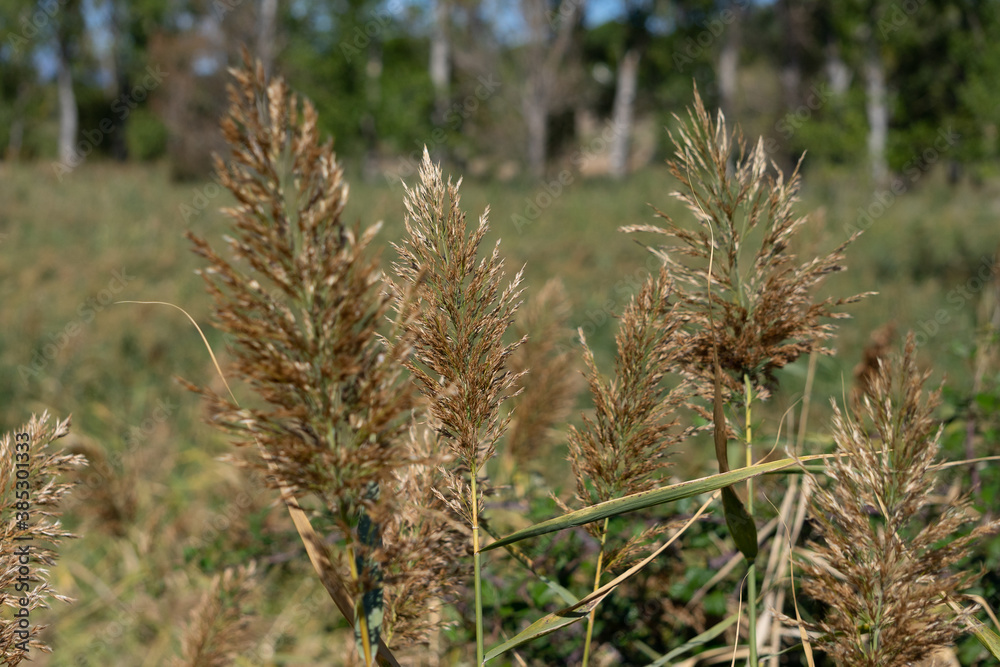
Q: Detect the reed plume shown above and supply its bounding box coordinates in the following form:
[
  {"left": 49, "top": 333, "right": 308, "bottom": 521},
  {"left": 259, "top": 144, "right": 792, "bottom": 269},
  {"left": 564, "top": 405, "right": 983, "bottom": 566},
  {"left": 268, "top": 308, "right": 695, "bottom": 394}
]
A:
[
  {"left": 379, "top": 422, "right": 465, "bottom": 649},
  {"left": 0, "top": 413, "right": 85, "bottom": 664},
  {"left": 568, "top": 268, "right": 692, "bottom": 507},
  {"left": 390, "top": 148, "right": 524, "bottom": 663},
  {"left": 800, "top": 333, "right": 999, "bottom": 665},
  {"left": 186, "top": 53, "right": 418, "bottom": 663},
  {"left": 623, "top": 87, "right": 868, "bottom": 400},
  {"left": 568, "top": 267, "right": 697, "bottom": 665}
]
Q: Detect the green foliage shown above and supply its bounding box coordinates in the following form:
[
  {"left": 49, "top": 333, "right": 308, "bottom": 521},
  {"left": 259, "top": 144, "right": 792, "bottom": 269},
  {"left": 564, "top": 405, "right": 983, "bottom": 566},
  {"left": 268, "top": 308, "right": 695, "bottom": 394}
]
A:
[{"left": 125, "top": 108, "right": 168, "bottom": 161}]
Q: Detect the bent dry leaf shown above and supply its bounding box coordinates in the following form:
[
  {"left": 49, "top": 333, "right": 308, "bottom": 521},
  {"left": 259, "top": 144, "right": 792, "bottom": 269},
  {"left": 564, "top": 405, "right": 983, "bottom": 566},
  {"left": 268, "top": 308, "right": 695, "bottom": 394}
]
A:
[
  {"left": 483, "top": 494, "right": 715, "bottom": 663},
  {"left": 721, "top": 485, "right": 757, "bottom": 562},
  {"left": 713, "top": 354, "right": 758, "bottom": 561},
  {"left": 483, "top": 454, "right": 830, "bottom": 551}
]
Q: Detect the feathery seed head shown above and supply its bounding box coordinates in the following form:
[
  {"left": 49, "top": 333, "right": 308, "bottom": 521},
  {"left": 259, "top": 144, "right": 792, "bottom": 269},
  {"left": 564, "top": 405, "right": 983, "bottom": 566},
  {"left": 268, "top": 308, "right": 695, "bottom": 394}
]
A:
[
  {"left": 624, "top": 87, "right": 869, "bottom": 400},
  {"left": 800, "top": 333, "right": 1000, "bottom": 665},
  {"left": 391, "top": 148, "right": 525, "bottom": 521}
]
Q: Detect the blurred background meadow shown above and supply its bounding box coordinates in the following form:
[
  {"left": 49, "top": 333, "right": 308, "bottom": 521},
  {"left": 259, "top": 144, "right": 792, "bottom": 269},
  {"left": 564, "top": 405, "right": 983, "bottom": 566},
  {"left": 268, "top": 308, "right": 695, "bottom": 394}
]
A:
[{"left": 2, "top": 0, "right": 1000, "bottom": 664}]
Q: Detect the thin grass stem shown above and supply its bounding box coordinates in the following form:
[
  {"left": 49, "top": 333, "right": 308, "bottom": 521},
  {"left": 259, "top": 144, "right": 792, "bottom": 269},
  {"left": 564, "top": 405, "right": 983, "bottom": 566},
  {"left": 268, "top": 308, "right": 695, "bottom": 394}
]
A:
[
  {"left": 744, "top": 374, "right": 758, "bottom": 667},
  {"left": 471, "top": 463, "right": 484, "bottom": 666},
  {"left": 346, "top": 542, "right": 375, "bottom": 667},
  {"left": 582, "top": 517, "right": 610, "bottom": 667}
]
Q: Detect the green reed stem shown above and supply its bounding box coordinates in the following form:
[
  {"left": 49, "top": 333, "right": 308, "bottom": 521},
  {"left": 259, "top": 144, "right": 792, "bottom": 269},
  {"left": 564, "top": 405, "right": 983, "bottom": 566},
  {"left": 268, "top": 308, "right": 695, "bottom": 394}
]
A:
[
  {"left": 346, "top": 542, "right": 375, "bottom": 667},
  {"left": 471, "top": 463, "right": 484, "bottom": 666},
  {"left": 582, "top": 517, "right": 610, "bottom": 667},
  {"left": 744, "top": 374, "right": 758, "bottom": 667}
]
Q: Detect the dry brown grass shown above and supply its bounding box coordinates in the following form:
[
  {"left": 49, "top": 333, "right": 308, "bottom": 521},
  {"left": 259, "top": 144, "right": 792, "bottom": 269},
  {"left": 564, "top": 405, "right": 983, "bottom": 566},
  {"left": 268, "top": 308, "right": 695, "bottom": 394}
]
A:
[{"left": 173, "top": 563, "right": 259, "bottom": 667}]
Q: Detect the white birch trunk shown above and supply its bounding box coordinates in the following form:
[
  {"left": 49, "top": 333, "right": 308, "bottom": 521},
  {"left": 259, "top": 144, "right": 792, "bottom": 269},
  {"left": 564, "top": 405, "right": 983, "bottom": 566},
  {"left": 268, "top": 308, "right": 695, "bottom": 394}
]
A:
[
  {"left": 57, "top": 46, "right": 78, "bottom": 166},
  {"left": 864, "top": 42, "right": 889, "bottom": 185},
  {"left": 609, "top": 48, "right": 640, "bottom": 179},
  {"left": 717, "top": 8, "right": 740, "bottom": 122},
  {"left": 258, "top": 0, "right": 279, "bottom": 76},
  {"left": 430, "top": 0, "right": 450, "bottom": 123}
]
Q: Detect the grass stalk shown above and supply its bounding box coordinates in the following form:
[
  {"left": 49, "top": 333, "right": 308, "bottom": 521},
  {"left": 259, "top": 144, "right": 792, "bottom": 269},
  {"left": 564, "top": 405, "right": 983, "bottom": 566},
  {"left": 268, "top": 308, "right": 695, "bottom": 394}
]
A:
[
  {"left": 346, "top": 542, "right": 375, "bottom": 667},
  {"left": 581, "top": 517, "right": 610, "bottom": 667},
  {"left": 744, "top": 374, "right": 758, "bottom": 667},
  {"left": 471, "top": 463, "right": 484, "bottom": 666}
]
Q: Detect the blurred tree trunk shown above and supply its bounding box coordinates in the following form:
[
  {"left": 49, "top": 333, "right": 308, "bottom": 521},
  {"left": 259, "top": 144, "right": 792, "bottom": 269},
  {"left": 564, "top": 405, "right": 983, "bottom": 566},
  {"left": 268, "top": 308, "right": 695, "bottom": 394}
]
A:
[
  {"left": 56, "top": 41, "right": 78, "bottom": 166},
  {"left": 362, "top": 43, "right": 382, "bottom": 181},
  {"left": 430, "top": 0, "right": 451, "bottom": 125},
  {"left": 106, "top": 3, "right": 129, "bottom": 161},
  {"left": 825, "top": 40, "right": 850, "bottom": 96},
  {"left": 609, "top": 48, "right": 640, "bottom": 179},
  {"left": 258, "top": 0, "right": 279, "bottom": 76},
  {"left": 521, "top": 0, "right": 583, "bottom": 179},
  {"left": 717, "top": 2, "right": 741, "bottom": 122},
  {"left": 864, "top": 38, "right": 888, "bottom": 185},
  {"left": 6, "top": 83, "right": 29, "bottom": 161}
]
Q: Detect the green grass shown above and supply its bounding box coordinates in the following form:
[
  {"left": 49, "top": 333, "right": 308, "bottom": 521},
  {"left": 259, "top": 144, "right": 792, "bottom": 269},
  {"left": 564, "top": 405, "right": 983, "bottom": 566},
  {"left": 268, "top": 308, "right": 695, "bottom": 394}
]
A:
[{"left": 2, "top": 157, "right": 999, "bottom": 664}]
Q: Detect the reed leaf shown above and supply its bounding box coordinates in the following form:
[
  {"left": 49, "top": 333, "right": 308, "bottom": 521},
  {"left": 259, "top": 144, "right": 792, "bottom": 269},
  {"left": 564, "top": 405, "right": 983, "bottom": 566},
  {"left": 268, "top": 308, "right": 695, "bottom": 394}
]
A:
[
  {"left": 970, "top": 623, "right": 1000, "bottom": 660},
  {"left": 483, "top": 453, "right": 830, "bottom": 551}
]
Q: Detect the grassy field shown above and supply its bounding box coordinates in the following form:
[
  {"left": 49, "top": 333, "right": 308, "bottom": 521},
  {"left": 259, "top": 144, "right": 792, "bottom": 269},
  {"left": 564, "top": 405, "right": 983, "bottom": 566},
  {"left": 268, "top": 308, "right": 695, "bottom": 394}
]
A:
[{"left": 2, "top": 155, "right": 1000, "bottom": 664}]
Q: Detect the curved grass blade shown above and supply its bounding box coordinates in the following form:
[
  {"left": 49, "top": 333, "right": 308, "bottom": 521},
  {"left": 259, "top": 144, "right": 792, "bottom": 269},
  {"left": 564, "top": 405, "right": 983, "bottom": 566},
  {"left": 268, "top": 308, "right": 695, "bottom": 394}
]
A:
[
  {"left": 483, "top": 495, "right": 714, "bottom": 663},
  {"left": 721, "top": 485, "right": 757, "bottom": 561},
  {"left": 483, "top": 454, "right": 830, "bottom": 552}
]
